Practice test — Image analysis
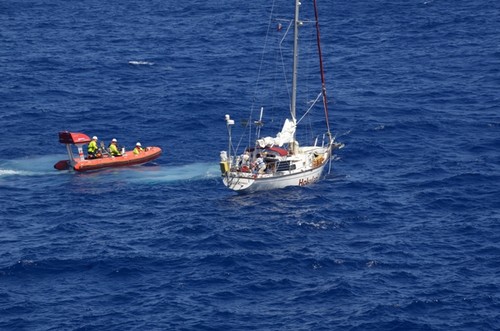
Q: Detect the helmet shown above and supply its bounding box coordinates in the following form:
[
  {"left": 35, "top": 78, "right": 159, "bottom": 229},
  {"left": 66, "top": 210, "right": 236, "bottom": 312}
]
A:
[
  {"left": 112, "top": 138, "right": 117, "bottom": 142},
  {"left": 92, "top": 136, "right": 98, "bottom": 140},
  {"left": 136, "top": 142, "right": 141, "bottom": 147}
]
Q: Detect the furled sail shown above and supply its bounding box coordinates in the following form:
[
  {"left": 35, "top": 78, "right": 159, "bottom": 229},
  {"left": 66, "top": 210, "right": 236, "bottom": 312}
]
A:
[{"left": 256, "top": 118, "right": 296, "bottom": 147}]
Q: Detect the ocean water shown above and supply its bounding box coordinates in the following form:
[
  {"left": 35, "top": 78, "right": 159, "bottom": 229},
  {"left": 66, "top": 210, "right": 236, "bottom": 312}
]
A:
[{"left": 1, "top": 0, "right": 500, "bottom": 330}]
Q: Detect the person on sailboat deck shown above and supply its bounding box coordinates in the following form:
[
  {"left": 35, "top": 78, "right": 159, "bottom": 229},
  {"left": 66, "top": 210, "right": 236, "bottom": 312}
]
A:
[
  {"left": 133, "top": 142, "right": 144, "bottom": 155},
  {"left": 254, "top": 154, "right": 266, "bottom": 174},
  {"left": 238, "top": 151, "right": 251, "bottom": 172},
  {"left": 109, "top": 138, "right": 121, "bottom": 157},
  {"left": 239, "top": 151, "right": 250, "bottom": 166},
  {"left": 87, "top": 136, "right": 100, "bottom": 159}
]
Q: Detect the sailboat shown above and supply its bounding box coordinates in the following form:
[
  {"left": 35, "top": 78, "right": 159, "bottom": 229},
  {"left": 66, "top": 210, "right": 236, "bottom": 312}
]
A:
[{"left": 219, "top": 0, "right": 343, "bottom": 193}]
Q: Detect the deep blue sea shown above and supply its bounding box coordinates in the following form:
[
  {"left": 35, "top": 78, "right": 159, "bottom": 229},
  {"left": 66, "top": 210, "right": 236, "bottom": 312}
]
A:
[{"left": 1, "top": 0, "right": 500, "bottom": 330}]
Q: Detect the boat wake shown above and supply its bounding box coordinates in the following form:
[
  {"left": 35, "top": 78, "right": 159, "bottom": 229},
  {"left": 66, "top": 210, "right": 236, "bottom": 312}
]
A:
[
  {"left": 0, "top": 169, "right": 33, "bottom": 176},
  {"left": 0, "top": 155, "right": 64, "bottom": 177},
  {"left": 125, "top": 162, "right": 220, "bottom": 184}
]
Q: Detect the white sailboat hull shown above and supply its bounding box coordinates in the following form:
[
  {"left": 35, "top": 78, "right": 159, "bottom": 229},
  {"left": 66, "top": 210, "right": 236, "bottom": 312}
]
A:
[
  {"left": 223, "top": 163, "right": 326, "bottom": 193},
  {"left": 222, "top": 145, "right": 332, "bottom": 193}
]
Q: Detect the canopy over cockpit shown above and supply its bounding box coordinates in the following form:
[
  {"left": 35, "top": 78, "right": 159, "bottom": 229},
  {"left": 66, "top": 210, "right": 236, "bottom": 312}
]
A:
[{"left": 58, "top": 131, "right": 91, "bottom": 145}]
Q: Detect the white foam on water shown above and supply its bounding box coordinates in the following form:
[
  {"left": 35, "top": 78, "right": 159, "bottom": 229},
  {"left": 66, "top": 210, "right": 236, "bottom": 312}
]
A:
[
  {"left": 0, "top": 155, "right": 67, "bottom": 177},
  {"left": 128, "top": 60, "right": 154, "bottom": 66},
  {"left": 0, "top": 169, "right": 32, "bottom": 176},
  {"left": 125, "top": 162, "right": 220, "bottom": 184}
]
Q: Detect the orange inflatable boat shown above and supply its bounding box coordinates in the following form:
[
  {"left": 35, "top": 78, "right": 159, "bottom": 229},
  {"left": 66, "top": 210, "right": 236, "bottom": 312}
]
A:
[{"left": 54, "top": 131, "right": 162, "bottom": 172}]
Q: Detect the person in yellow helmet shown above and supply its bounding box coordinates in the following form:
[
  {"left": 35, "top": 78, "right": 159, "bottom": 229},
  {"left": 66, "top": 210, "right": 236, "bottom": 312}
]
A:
[
  {"left": 133, "top": 142, "right": 144, "bottom": 155},
  {"left": 109, "top": 138, "right": 122, "bottom": 156},
  {"left": 87, "top": 136, "right": 99, "bottom": 159}
]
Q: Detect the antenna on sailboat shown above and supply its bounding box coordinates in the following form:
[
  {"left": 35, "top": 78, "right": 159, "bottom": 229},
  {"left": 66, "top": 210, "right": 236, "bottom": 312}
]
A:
[
  {"left": 254, "top": 107, "right": 264, "bottom": 138},
  {"left": 225, "top": 114, "right": 235, "bottom": 163}
]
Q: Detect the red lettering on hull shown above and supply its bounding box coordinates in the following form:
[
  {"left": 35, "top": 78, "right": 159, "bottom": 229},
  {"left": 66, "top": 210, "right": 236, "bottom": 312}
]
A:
[{"left": 299, "top": 176, "right": 319, "bottom": 186}]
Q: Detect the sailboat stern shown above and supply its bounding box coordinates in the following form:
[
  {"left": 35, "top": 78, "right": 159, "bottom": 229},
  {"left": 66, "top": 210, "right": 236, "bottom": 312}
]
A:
[{"left": 222, "top": 173, "right": 256, "bottom": 192}]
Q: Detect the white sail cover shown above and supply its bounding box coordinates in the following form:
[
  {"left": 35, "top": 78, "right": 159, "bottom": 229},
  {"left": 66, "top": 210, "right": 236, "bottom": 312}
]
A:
[{"left": 257, "top": 118, "right": 296, "bottom": 148}]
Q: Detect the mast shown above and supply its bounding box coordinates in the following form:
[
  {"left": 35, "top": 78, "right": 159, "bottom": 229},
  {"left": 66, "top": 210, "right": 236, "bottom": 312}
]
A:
[
  {"left": 312, "top": 0, "right": 331, "bottom": 137},
  {"left": 290, "top": 0, "right": 300, "bottom": 121},
  {"left": 290, "top": 0, "right": 301, "bottom": 153}
]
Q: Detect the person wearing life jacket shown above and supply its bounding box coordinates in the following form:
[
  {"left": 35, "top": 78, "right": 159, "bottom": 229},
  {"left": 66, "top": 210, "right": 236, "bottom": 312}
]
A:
[
  {"left": 87, "top": 136, "right": 99, "bottom": 158},
  {"left": 133, "top": 142, "right": 144, "bottom": 155},
  {"left": 109, "top": 138, "right": 121, "bottom": 156}
]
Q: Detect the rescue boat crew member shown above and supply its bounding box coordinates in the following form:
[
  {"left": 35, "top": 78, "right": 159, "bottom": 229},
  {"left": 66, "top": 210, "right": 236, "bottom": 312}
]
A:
[
  {"left": 133, "top": 142, "right": 144, "bottom": 155},
  {"left": 87, "top": 136, "right": 99, "bottom": 158},
  {"left": 109, "top": 138, "right": 121, "bottom": 156}
]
